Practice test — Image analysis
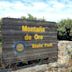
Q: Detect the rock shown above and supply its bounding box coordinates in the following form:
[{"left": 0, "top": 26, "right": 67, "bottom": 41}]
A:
[{"left": 58, "top": 41, "right": 72, "bottom": 64}]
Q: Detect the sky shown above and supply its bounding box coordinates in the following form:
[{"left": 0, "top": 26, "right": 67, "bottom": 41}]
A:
[{"left": 0, "top": 0, "right": 72, "bottom": 22}]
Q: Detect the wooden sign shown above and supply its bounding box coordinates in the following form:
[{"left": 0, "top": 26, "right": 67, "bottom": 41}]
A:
[{"left": 1, "top": 18, "right": 58, "bottom": 62}]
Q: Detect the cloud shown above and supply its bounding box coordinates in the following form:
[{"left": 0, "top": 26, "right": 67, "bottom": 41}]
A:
[
  {"left": 52, "top": 2, "right": 65, "bottom": 9},
  {"left": 0, "top": 0, "right": 72, "bottom": 22},
  {"left": 32, "top": 2, "right": 48, "bottom": 10},
  {"left": 0, "top": 1, "right": 11, "bottom": 9}
]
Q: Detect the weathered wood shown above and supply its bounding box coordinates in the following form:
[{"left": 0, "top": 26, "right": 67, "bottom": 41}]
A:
[{"left": 1, "top": 18, "right": 58, "bottom": 65}]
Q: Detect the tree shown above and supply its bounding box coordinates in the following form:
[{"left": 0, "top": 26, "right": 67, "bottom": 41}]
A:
[
  {"left": 21, "top": 14, "right": 37, "bottom": 20},
  {"left": 21, "top": 14, "right": 46, "bottom": 21},
  {"left": 58, "top": 19, "right": 72, "bottom": 31},
  {"left": 21, "top": 16, "right": 26, "bottom": 20},
  {"left": 28, "top": 14, "right": 37, "bottom": 20},
  {"left": 57, "top": 19, "right": 72, "bottom": 40}
]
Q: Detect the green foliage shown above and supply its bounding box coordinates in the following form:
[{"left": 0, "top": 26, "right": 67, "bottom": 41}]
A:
[
  {"left": 57, "top": 19, "right": 72, "bottom": 36},
  {"left": 21, "top": 14, "right": 37, "bottom": 20},
  {"left": 28, "top": 14, "right": 37, "bottom": 20},
  {"left": 21, "top": 14, "right": 46, "bottom": 21},
  {"left": 21, "top": 16, "right": 26, "bottom": 20},
  {"left": 58, "top": 19, "right": 72, "bottom": 31}
]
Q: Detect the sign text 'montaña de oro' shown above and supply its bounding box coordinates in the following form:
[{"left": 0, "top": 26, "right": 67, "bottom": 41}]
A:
[
  {"left": 22, "top": 25, "right": 45, "bottom": 40},
  {"left": 22, "top": 25, "right": 53, "bottom": 48}
]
